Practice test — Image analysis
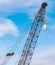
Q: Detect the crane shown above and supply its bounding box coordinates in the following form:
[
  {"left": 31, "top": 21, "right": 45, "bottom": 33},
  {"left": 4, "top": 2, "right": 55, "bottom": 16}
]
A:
[
  {"left": 18, "top": 2, "right": 48, "bottom": 65},
  {"left": 0, "top": 2, "right": 47, "bottom": 65}
]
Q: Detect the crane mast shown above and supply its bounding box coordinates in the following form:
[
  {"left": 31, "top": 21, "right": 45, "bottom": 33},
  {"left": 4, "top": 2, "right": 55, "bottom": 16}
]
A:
[{"left": 18, "top": 2, "right": 47, "bottom": 65}]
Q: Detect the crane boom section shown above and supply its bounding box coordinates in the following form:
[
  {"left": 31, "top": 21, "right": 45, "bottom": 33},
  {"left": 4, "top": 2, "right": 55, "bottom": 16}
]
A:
[{"left": 18, "top": 3, "right": 47, "bottom": 65}]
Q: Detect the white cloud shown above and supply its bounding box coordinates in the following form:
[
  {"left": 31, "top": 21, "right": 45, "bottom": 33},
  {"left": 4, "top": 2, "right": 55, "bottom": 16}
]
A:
[
  {"left": 0, "top": 0, "right": 55, "bottom": 17},
  {"left": 0, "top": 18, "right": 18, "bottom": 37},
  {"left": 1, "top": 46, "right": 55, "bottom": 65},
  {"left": 31, "top": 46, "right": 55, "bottom": 65}
]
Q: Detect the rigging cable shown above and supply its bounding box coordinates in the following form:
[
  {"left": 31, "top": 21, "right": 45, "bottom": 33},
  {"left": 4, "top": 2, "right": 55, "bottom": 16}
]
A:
[{"left": 7, "top": 22, "right": 31, "bottom": 53}]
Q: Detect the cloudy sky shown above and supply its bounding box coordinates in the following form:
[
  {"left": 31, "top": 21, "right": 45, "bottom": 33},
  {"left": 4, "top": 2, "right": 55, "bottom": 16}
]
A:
[{"left": 0, "top": 0, "right": 55, "bottom": 65}]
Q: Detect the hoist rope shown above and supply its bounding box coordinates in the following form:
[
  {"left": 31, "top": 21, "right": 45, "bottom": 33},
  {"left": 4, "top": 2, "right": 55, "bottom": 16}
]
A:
[{"left": 8, "top": 22, "right": 31, "bottom": 53}]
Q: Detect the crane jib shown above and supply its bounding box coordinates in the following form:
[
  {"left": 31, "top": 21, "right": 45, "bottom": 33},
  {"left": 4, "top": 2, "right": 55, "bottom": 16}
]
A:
[{"left": 18, "top": 2, "right": 48, "bottom": 65}]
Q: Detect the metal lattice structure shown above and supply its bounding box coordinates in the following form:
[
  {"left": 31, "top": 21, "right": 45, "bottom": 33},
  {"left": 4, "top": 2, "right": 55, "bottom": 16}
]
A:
[{"left": 18, "top": 2, "right": 47, "bottom": 65}]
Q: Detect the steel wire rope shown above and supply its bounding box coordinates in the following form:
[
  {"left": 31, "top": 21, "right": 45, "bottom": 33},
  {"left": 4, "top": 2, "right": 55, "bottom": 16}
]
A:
[
  {"left": 9, "top": 22, "right": 31, "bottom": 53},
  {"left": 12, "top": 23, "right": 32, "bottom": 65},
  {"left": 12, "top": 24, "right": 31, "bottom": 52}
]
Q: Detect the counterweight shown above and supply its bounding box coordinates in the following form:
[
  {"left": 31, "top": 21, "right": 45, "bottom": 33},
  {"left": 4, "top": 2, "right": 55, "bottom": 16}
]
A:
[{"left": 18, "top": 2, "right": 47, "bottom": 65}]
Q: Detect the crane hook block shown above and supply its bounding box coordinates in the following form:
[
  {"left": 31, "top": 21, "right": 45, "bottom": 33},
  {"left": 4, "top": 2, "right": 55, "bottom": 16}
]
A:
[{"left": 6, "top": 52, "right": 14, "bottom": 56}]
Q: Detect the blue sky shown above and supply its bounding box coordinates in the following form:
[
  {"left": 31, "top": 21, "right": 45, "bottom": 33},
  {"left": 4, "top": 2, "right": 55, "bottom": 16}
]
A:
[{"left": 0, "top": 0, "right": 55, "bottom": 65}]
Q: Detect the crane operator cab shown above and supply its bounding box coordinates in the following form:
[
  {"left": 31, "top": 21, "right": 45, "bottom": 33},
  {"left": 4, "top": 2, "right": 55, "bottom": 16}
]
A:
[{"left": 6, "top": 52, "right": 14, "bottom": 56}]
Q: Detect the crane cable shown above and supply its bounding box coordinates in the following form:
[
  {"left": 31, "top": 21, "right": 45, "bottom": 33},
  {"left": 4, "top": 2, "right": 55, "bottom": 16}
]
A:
[{"left": 8, "top": 22, "right": 31, "bottom": 53}]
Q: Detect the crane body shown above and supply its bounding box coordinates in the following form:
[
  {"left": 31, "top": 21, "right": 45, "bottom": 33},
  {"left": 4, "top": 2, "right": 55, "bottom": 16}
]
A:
[{"left": 18, "top": 3, "right": 47, "bottom": 65}]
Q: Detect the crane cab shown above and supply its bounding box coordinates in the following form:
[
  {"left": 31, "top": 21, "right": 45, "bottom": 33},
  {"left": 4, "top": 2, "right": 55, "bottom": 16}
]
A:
[{"left": 6, "top": 52, "right": 14, "bottom": 56}]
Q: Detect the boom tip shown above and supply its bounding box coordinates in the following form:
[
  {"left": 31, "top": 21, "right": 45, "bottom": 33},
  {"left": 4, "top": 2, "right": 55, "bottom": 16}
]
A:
[{"left": 41, "top": 2, "right": 48, "bottom": 8}]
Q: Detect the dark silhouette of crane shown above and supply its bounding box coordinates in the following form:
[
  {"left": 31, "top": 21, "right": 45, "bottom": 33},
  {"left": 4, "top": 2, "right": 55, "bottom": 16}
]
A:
[{"left": 18, "top": 2, "right": 48, "bottom": 65}]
